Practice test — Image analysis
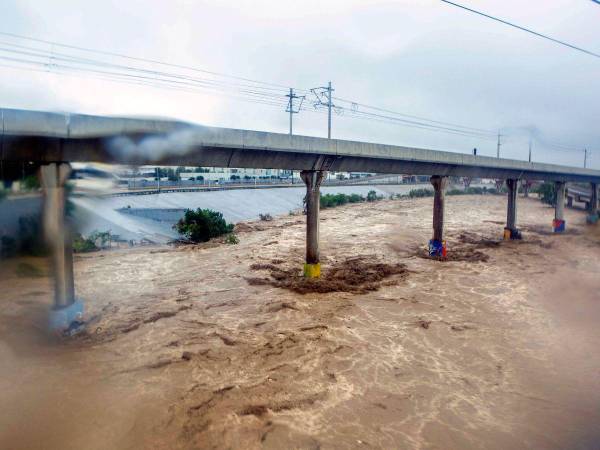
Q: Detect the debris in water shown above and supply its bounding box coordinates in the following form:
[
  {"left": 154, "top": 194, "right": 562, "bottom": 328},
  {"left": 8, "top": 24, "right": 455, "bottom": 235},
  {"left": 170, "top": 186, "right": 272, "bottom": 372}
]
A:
[
  {"left": 247, "top": 256, "right": 408, "bottom": 294},
  {"left": 417, "top": 319, "right": 432, "bottom": 329}
]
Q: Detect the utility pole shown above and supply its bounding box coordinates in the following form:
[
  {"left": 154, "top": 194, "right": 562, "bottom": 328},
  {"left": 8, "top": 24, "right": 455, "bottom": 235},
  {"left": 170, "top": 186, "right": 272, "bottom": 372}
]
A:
[
  {"left": 284, "top": 84, "right": 302, "bottom": 192},
  {"left": 584, "top": 148, "right": 588, "bottom": 168},
  {"left": 528, "top": 140, "right": 532, "bottom": 162},
  {"left": 285, "top": 88, "right": 304, "bottom": 136},
  {"left": 311, "top": 82, "right": 335, "bottom": 139},
  {"left": 496, "top": 133, "right": 501, "bottom": 158}
]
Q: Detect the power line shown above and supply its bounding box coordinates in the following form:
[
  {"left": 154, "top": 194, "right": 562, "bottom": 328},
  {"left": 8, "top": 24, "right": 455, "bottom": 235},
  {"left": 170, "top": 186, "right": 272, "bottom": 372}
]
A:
[
  {"left": 1, "top": 47, "right": 590, "bottom": 153},
  {"left": 306, "top": 102, "right": 499, "bottom": 140},
  {"left": 0, "top": 33, "right": 582, "bottom": 147},
  {"left": 333, "top": 96, "right": 497, "bottom": 135},
  {"left": 0, "top": 31, "right": 305, "bottom": 91},
  {"left": 440, "top": 0, "right": 600, "bottom": 59},
  {"left": 0, "top": 32, "right": 594, "bottom": 160},
  {"left": 0, "top": 59, "right": 290, "bottom": 110},
  {"left": 333, "top": 104, "right": 496, "bottom": 139},
  {"left": 0, "top": 40, "right": 291, "bottom": 98},
  {"left": 0, "top": 40, "right": 292, "bottom": 107}
]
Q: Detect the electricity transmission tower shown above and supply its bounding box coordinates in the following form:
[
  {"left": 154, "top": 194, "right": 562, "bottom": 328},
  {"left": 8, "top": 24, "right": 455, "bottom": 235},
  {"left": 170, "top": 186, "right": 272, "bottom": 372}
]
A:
[
  {"left": 285, "top": 88, "right": 305, "bottom": 136},
  {"left": 311, "top": 81, "right": 335, "bottom": 139}
]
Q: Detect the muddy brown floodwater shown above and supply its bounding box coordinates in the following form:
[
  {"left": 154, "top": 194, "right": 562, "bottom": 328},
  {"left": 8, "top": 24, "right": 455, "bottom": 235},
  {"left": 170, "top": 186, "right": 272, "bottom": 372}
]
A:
[{"left": 1, "top": 195, "right": 599, "bottom": 449}]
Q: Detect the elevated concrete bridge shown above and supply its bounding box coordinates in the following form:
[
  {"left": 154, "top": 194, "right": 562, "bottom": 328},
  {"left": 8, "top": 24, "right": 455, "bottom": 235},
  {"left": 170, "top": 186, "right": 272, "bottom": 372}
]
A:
[
  {"left": 3, "top": 108, "right": 600, "bottom": 183},
  {"left": 2, "top": 108, "right": 599, "bottom": 333}
]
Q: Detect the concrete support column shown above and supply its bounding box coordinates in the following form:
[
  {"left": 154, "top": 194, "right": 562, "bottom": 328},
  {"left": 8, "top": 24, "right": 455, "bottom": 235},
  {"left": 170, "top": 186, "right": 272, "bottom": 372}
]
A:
[
  {"left": 40, "top": 163, "right": 83, "bottom": 332},
  {"left": 429, "top": 175, "right": 448, "bottom": 256},
  {"left": 522, "top": 180, "right": 531, "bottom": 198},
  {"left": 504, "top": 179, "right": 521, "bottom": 239},
  {"left": 553, "top": 181, "right": 566, "bottom": 233},
  {"left": 587, "top": 182, "right": 598, "bottom": 224},
  {"left": 300, "top": 170, "right": 325, "bottom": 278}
]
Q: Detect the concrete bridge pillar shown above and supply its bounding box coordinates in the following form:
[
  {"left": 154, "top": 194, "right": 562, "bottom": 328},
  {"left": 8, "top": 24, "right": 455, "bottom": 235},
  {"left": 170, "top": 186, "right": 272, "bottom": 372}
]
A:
[
  {"left": 429, "top": 175, "right": 448, "bottom": 257},
  {"left": 522, "top": 180, "right": 532, "bottom": 198},
  {"left": 504, "top": 179, "right": 521, "bottom": 240},
  {"left": 553, "top": 181, "right": 566, "bottom": 233},
  {"left": 588, "top": 183, "right": 599, "bottom": 224},
  {"left": 40, "top": 163, "right": 83, "bottom": 333},
  {"left": 300, "top": 170, "right": 325, "bottom": 278}
]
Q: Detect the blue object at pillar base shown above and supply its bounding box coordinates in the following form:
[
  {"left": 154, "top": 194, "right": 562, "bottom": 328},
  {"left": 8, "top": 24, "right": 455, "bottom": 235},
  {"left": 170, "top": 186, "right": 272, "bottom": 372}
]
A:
[
  {"left": 49, "top": 299, "right": 84, "bottom": 334},
  {"left": 428, "top": 239, "right": 446, "bottom": 257}
]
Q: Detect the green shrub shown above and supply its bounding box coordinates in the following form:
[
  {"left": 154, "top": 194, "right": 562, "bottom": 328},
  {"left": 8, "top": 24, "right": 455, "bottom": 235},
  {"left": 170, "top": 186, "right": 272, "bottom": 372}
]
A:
[
  {"left": 225, "top": 233, "right": 239, "bottom": 245},
  {"left": 72, "top": 230, "right": 111, "bottom": 253},
  {"left": 89, "top": 230, "right": 111, "bottom": 248},
  {"left": 320, "top": 193, "right": 343, "bottom": 208},
  {"left": 536, "top": 182, "right": 556, "bottom": 205},
  {"left": 73, "top": 233, "right": 98, "bottom": 253},
  {"left": 320, "top": 191, "right": 382, "bottom": 209},
  {"left": 466, "top": 187, "right": 485, "bottom": 195},
  {"left": 22, "top": 175, "right": 40, "bottom": 191},
  {"left": 446, "top": 187, "right": 484, "bottom": 196},
  {"left": 366, "top": 190, "right": 380, "bottom": 202},
  {"left": 348, "top": 193, "right": 365, "bottom": 203},
  {"left": 408, "top": 188, "right": 434, "bottom": 198},
  {"left": 174, "top": 208, "right": 234, "bottom": 243}
]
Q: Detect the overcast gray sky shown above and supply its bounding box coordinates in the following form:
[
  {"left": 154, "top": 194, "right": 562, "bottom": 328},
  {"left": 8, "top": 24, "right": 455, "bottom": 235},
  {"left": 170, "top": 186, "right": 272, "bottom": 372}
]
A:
[{"left": 1, "top": 0, "right": 599, "bottom": 168}]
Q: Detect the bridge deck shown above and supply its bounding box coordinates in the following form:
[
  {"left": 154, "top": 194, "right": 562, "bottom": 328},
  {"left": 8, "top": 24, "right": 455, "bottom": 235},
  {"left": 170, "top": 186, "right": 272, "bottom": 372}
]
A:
[{"left": 2, "top": 108, "right": 600, "bottom": 183}]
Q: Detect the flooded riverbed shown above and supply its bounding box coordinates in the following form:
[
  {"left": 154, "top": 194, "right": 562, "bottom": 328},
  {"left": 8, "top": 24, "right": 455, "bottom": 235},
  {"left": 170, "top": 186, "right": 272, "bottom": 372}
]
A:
[{"left": 1, "top": 195, "right": 599, "bottom": 449}]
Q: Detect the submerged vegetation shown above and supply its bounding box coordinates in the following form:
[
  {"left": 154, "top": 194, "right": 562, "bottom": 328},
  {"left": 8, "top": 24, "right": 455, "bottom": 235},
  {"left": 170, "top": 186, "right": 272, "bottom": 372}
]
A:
[
  {"left": 73, "top": 230, "right": 111, "bottom": 253},
  {"left": 404, "top": 186, "right": 501, "bottom": 199},
  {"left": 174, "top": 208, "right": 235, "bottom": 243},
  {"left": 406, "top": 188, "right": 434, "bottom": 198},
  {"left": 447, "top": 186, "right": 500, "bottom": 196},
  {"left": 532, "top": 182, "right": 556, "bottom": 205},
  {"left": 224, "top": 233, "right": 239, "bottom": 245},
  {"left": 320, "top": 190, "right": 383, "bottom": 209},
  {"left": 318, "top": 186, "right": 502, "bottom": 209}
]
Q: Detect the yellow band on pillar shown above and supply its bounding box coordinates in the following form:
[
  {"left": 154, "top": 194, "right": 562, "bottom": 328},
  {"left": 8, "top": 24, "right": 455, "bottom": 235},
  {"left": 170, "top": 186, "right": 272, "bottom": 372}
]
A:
[
  {"left": 303, "top": 263, "right": 321, "bottom": 278},
  {"left": 503, "top": 228, "right": 512, "bottom": 240}
]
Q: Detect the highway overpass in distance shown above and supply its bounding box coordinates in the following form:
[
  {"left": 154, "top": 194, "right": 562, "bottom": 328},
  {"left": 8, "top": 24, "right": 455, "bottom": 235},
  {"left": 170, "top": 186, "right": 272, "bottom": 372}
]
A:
[
  {"left": 1, "top": 107, "right": 599, "bottom": 334},
  {"left": 2, "top": 108, "right": 600, "bottom": 183}
]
